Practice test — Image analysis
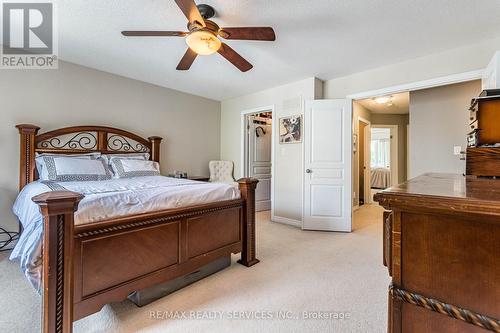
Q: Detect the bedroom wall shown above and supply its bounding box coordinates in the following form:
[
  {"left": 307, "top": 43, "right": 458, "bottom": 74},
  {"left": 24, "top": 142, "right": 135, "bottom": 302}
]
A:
[
  {"left": 220, "top": 77, "right": 320, "bottom": 224},
  {"left": 0, "top": 61, "right": 221, "bottom": 231},
  {"left": 409, "top": 80, "right": 481, "bottom": 177}
]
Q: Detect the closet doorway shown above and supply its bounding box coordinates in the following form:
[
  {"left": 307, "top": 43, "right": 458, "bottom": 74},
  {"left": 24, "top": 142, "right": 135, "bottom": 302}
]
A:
[{"left": 241, "top": 107, "right": 273, "bottom": 212}]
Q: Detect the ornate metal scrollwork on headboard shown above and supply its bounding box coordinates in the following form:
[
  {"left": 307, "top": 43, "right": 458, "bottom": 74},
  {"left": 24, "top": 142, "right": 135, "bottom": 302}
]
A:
[
  {"left": 107, "top": 134, "right": 150, "bottom": 153},
  {"left": 38, "top": 132, "right": 97, "bottom": 150}
]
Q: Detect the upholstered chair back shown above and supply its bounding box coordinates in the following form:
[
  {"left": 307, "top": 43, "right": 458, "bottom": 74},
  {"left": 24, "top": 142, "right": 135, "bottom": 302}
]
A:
[{"left": 209, "top": 160, "right": 236, "bottom": 184}]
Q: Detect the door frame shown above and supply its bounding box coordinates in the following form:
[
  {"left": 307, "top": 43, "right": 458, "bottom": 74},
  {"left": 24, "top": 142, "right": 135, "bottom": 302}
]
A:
[
  {"left": 346, "top": 69, "right": 482, "bottom": 183},
  {"left": 358, "top": 116, "right": 371, "bottom": 205},
  {"left": 241, "top": 105, "right": 275, "bottom": 216},
  {"left": 371, "top": 124, "right": 399, "bottom": 187}
]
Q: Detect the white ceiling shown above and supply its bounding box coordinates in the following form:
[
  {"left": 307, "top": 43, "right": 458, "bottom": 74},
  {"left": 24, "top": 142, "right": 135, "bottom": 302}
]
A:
[
  {"left": 358, "top": 92, "right": 409, "bottom": 114},
  {"left": 56, "top": 0, "right": 500, "bottom": 101}
]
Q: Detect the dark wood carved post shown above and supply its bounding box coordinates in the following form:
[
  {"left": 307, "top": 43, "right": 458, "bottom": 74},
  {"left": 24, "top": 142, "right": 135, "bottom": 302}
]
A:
[
  {"left": 16, "top": 124, "right": 40, "bottom": 190},
  {"left": 33, "top": 192, "right": 84, "bottom": 333},
  {"left": 237, "top": 178, "right": 260, "bottom": 267},
  {"left": 148, "top": 136, "right": 163, "bottom": 163}
]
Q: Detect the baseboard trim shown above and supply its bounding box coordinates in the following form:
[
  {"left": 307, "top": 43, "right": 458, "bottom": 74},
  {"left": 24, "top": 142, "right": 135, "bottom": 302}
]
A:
[
  {"left": 272, "top": 215, "right": 302, "bottom": 228},
  {"left": 353, "top": 205, "right": 360, "bottom": 211}
]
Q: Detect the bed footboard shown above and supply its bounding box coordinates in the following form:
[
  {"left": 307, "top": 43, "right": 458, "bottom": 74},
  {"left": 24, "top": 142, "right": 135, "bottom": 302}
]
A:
[
  {"left": 33, "top": 178, "right": 258, "bottom": 333},
  {"left": 32, "top": 191, "right": 84, "bottom": 333}
]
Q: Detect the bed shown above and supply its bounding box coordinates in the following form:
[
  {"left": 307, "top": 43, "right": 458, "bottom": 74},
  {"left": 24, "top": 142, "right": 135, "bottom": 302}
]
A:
[
  {"left": 15, "top": 124, "right": 259, "bottom": 333},
  {"left": 370, "top": 167, "right": 391, "bottom": 189}
]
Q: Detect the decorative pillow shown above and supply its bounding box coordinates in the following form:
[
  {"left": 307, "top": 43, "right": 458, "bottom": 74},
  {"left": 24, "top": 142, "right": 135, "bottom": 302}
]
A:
[
  {"left": 110, "top": 158, "right": 160, "bottom": 178},
  {"left": 38, "top": 156, "right": 112, "bottom": 181},
  {"left": 35, "top": 152, "right": 101, "bottom": 176}
]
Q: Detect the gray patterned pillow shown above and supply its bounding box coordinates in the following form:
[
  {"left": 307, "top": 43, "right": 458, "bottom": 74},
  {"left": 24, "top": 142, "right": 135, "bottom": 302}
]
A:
[
  {"left": 35, "top": 152, "right": 101, "bottom": 176},
  {"left": 40, "top": 156, "right": 112, "bottom": 181},
  {"left": 110, "top": 158, "right": 160, "bottom": 178}
]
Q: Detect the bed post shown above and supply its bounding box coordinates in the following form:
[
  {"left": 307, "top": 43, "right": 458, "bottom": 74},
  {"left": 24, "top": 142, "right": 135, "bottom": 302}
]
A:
[
  {"left": 237, "top": 178, "right": 260, "bottom": 267},
  {"left": 16, "top": 124, "right": 40, "bottom": 190},
  {"left": 148, "top": 136, "right": 162, "bottom": 163},
  {"left": 32, "top": 191, "right": 83, "bottom": 333}
]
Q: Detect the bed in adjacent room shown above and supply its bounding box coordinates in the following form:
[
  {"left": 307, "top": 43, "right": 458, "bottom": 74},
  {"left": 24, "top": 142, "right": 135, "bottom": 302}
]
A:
[
  {"left": 370, "top": 167, "right": 391, "bottom": 189},
  {"left": 14, "top": 124, "right": 259, "bottom": 333}
]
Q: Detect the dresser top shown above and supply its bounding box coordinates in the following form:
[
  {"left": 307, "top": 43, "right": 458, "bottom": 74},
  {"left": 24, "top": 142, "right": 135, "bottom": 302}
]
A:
[{"left": 374, "top": 173, "right": 500, "bottom": 217}]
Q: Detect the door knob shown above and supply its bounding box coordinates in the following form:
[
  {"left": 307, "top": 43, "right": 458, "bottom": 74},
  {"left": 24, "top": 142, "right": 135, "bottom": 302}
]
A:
[{"left": 306, "top": 169, "right": 312, "bottom": 173}]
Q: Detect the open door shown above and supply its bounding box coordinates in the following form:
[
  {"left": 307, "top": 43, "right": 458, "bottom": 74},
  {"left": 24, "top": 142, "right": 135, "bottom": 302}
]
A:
[
  {"left": 247, "top": 115, "right": 272, "bottom": 211},
  {"left": 303, "top": 99, "right": 352, "bottom": 232}
]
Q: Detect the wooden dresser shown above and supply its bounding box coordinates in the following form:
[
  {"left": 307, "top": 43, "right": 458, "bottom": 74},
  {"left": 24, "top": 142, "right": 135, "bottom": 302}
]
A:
[{"left": 374, "top": 173, "right": 500, "bottom": 333}]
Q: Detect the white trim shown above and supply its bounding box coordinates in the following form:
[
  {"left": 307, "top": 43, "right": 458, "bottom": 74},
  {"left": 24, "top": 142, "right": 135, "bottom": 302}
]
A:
[
  {"left": 353, "top": 205, "right": 360, "bottom": 211},
  {"left": 240, "top": 105, "right": 275, "bottom": 218},
  {"left": 371, "top": 124, "right": 399, "bottom": 187},
  {"left": 347, "top": 69, "right": 483, "bottom": 100},
  {"left": 272, "top": 215, "right": 302, "bottom": 228}
]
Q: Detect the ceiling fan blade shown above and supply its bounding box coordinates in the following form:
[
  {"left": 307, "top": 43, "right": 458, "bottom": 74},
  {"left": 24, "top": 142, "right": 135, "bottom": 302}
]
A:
[
  {"left": 217, "top": 43, "right": 253, "bottom": 72},
  {"left": 121, "top": 31, "right": 188, "bottom": 37},
  {"left": 219, "top": 27, "right": 276, "bottom": 41},
  {"left": 174, "top": 0, "right": 205, "bottom": 27},
  {"left": 176, "top": 48, "right": 197, "bottom": 70}
]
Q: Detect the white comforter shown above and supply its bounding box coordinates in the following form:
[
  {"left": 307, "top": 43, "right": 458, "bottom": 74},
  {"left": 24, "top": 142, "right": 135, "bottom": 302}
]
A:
[{"left": 10, "top": 176, "right": 240, "bottom": 291}]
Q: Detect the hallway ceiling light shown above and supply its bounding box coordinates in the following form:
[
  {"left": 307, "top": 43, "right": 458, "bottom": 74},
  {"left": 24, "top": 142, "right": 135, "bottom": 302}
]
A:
[{"left": 374, "top": 96, "right": 392, "bottom": 104}]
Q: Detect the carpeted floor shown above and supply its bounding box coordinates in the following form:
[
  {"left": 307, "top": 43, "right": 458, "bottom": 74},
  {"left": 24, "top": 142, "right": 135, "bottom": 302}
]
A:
[{"left": 0, "top": 204, "right": 389, "bottom": 333}]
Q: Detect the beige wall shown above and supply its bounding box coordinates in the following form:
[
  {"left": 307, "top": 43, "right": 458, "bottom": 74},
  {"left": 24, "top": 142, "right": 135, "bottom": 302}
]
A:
[
  {"left": 323, "top": 36, "right": 500, "bottom": 99},
  {"left": 352, "top": 102, "right": 371, "bottom": 206},
  {"left": 409, "top": 80, "right": 481, "bottom": 177},
  {"left": 371, "top": 113, "right": 409, "bottom": 183},
  {"left": 221, "top": 77, "right": 319, "bottom": 222},
  {"left": 0, "top": 61, "right": 221, "bottom": 231}
]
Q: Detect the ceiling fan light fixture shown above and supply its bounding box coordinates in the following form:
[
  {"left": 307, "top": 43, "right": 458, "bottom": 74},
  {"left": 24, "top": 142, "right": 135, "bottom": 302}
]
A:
[{"left": 186, "top": 30, "right": 221, "bottom": 55}]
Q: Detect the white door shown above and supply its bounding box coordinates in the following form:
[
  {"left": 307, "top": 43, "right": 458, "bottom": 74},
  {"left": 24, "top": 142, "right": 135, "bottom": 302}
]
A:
[
  {"left": 303, "top": 99, "right": 352, "bottom": 232},
  {"left": 248, "top": 116, "right": 272, "bottom": 211}
]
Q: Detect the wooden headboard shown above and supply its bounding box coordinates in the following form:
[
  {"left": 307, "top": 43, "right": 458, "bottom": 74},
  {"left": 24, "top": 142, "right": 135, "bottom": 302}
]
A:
[{"left": 16, "top": 124, "right": 162, "bottom": 190}]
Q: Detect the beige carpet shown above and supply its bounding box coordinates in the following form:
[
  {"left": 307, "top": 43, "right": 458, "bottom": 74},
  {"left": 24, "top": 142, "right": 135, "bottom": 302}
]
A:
[{"left": 0, "top": 204, "right": 389, "bottom": 333}]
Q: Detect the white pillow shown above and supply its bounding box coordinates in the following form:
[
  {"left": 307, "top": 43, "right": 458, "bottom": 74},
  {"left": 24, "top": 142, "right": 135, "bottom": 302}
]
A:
[
  {"left": 101, "top": 153, "right": 150, "bottom": 170},
  {"left": 38, "top": 156, "right": 112, "bottom": 181},
  {"left": 35, "top": 152, "right": 101, "bottom": 176},
  {"left": 110, "top": 158, "right": 160, "bottom": 178}
]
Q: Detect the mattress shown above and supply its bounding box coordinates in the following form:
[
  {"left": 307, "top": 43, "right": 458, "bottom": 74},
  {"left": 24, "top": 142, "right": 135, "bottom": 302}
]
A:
[{"left": 10, "top": 176, "right": 240, "bottom": 291}]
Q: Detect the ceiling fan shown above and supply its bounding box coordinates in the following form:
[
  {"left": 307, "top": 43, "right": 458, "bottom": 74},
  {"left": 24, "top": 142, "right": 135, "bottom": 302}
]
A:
[{"left": 121, "top": 0, "right": 276, "bottom": 72}]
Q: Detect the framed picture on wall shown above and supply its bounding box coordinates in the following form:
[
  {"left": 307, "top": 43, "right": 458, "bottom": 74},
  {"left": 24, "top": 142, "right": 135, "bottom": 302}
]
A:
[{"left": 279, "top": 115, "right": 302, "bottom": 144}]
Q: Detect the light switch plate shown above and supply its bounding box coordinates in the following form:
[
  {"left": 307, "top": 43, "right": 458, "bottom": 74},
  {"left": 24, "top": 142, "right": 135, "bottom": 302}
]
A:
[{"left": 453, "top": 146, "right": 462, "bottom": 155}]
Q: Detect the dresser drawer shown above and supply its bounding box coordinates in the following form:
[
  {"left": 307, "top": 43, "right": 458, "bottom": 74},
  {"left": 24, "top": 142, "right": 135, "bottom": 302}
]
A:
[
  {"left": 469, "top": 99, "right": 478, "bottom": 113},
  {"left": 467, "top": 131, "right": 478, "bottom": 147},
  {"left": 469, "top": 119, "right": 479, "bottom": 132},
  {"left": 466, "top": 147, "right": 500, "bottom": 176},
  {"left": 469, "top": 108, "right": 477, "bottom": 123}
]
